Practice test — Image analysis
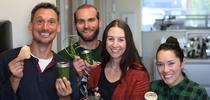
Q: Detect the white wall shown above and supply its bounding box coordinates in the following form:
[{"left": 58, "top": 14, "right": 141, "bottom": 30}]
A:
[
  {"left": 0, "top": 0, "right": 57, "bottom": 51},
  {"left": 116, "top": 0, "right": 142, "bottom": 56}
]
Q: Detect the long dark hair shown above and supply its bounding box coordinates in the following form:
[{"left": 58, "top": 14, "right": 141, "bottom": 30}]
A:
[
  {"left": 101, "top": 19, "right": 147, "bottom": 78},
  {"left": 156, "top": 36, "right": 184, "bottom": 62}
]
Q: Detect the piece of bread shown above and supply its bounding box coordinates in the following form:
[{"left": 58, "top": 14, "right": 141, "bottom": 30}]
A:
[{"left": 18, "top": 45, "right": 31, "bottom": 59}]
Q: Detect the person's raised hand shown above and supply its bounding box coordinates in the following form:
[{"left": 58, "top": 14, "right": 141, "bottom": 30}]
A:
[
  {"left": 73, "top": 56, "right": 86, "bottom": 77},
  {"left": 56, "top": 77, "right": 72, "bottom": 97},
  {"left": 8, "top": 57, "right": 25, "bottom": 79}
]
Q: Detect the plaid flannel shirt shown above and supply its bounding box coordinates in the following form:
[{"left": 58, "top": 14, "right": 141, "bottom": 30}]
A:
[{"left": 150, "top": 74, "right": 210, "bottom": 100}]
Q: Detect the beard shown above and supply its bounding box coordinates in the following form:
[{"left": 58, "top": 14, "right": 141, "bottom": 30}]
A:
[{"left": 77, "top": 28, "right": 99, "bottom": 42}]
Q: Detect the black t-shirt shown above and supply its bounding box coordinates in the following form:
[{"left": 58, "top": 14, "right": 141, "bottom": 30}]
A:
[{"left": 98, "top": 68, "right": 120, "bottom": 100}]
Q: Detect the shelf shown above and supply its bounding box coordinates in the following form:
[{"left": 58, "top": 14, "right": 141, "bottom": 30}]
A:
[{"left": 185, "top": 58, "right": 210, "bottom": 64}]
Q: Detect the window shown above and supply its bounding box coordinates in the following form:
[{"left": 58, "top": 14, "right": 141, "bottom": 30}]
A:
[{"left": 142, "top": 0, "right": 210, "bottom": 31}]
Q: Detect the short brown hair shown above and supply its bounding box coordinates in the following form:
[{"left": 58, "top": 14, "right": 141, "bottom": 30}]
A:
[
  {"left": 74, "top": 4, "right": 99, "bottom": 24},
  {"left": 31, "top": 2, "right": 59, "bottom": 22}
]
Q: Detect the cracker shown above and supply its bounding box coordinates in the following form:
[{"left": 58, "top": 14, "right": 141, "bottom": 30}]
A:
[{"left": 18, "top": 45, "right": 31, "bottom": 59}]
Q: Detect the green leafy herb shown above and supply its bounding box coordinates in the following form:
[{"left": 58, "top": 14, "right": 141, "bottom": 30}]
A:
[{"left": 64, "top": 44, "right": 80, "bottom": 59}]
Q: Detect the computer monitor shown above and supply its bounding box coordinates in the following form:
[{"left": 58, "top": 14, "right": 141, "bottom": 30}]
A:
[{"left": 0, "top": 20, "right": 12, "bottom": 53}]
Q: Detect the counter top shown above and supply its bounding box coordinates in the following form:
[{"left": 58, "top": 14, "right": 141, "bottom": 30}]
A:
[{"left": 185, "top": 58, "right": 210, "bottom": 64}]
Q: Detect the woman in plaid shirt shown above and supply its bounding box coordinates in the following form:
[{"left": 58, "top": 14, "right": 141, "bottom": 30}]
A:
[{"left": 150, "top": 36, "right": 209, "bottom": 100}]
